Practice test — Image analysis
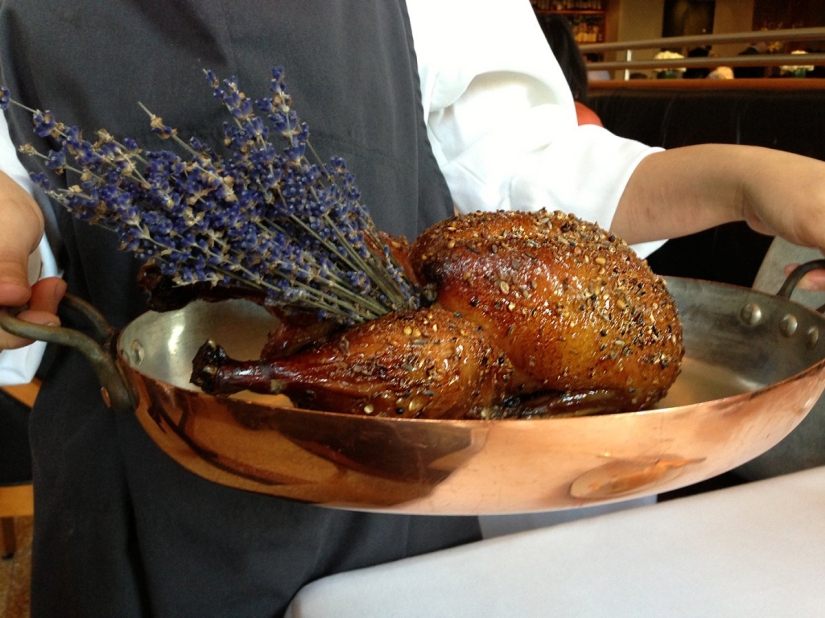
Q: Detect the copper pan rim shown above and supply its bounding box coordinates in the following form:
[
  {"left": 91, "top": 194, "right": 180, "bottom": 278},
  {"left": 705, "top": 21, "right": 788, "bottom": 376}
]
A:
[{"left": 115, "top": 275, "right": 825, "bottom": 513}]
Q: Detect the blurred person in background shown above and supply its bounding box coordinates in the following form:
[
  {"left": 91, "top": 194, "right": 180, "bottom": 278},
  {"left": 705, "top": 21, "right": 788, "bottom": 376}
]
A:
[
  {"left": 541, "top": 13, "right": 603, "bottom": 126},
  {"left": 734, "top": 41, "right": 769, "bottom": 78}
]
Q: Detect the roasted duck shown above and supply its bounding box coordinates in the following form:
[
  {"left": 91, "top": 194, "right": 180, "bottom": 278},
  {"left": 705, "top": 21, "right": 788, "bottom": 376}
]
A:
[
  {"left": 190, "top": 209, "right": 684, "bottom": 419},
  {"left": 410, "top": 210, "right": 682, "bottom": 411}
]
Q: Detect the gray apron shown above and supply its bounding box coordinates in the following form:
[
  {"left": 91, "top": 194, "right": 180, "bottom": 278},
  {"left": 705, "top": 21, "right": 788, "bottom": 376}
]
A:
[{"left": 0, "top": 2, "right": 480, "bottom": 616}]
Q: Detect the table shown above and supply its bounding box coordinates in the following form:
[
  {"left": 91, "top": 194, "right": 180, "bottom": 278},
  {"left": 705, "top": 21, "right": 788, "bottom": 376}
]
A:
[{"left": 286, "top": 466, "right": 825, "bottom": 617}]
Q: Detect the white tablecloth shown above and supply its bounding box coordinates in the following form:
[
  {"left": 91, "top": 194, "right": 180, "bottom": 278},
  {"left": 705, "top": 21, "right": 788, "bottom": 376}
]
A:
[{"left": 285, "top": 466, "right": 825, "bottom": 617}]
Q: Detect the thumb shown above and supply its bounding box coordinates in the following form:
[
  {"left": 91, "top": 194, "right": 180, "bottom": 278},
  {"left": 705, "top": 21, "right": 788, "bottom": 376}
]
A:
[{"left": 0, "top": 254, "right": 35, "bottom": 308}]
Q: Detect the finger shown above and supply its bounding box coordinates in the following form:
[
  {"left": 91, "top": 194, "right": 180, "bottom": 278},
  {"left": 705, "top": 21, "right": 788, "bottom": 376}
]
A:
[
  {"left": 0, "top": 278, "right": 66, "bottom": 350},
  {"left": 0, "top": 306, "right": 59, "bottom": 349},
  {"left": 28, "top": 277, "right": 67, "bottom": 316}
]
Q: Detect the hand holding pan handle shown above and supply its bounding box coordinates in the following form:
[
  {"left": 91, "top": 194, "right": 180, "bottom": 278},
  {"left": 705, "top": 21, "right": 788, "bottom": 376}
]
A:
[
  {"left": 0, "top": 294, "right": 137, "bottom": 414},
  {"left": 776, "top": 259, "right": 825, "bottom": 313}
]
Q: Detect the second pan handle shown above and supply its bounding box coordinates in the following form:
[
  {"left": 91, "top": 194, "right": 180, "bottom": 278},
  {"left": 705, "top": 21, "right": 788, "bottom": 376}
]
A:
[{"left": 0, "top": 294, "right": 137, "bottom": 414}]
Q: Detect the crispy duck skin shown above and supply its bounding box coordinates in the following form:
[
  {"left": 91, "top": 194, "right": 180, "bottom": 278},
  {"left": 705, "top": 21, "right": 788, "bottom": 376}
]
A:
[
  {"left": 191, "top": 306, "right": 515, "bottom": 419},
  {"left": 411, "top": 210, "right": 683, "bottom": 411},
  {"left": 189, "top": 209, "right": 684, "bottom": 418}
]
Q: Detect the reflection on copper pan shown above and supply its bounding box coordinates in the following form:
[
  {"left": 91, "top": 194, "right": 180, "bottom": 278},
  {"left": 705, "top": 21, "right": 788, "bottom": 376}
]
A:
[{"left": 569, "top": 456, "right": 706, "bottom": 500}]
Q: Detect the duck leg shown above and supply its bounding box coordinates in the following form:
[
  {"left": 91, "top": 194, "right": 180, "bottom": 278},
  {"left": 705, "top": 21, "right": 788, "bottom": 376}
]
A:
[{"left": 191, "top": 306, "right": 515, "bottom": 420}]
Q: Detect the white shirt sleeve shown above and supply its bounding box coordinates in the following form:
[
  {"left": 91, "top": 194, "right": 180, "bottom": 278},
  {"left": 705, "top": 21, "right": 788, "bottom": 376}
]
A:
[
  {"left": 0, "top": 109, "right": 60, "bottom": 385},
  {"left": 406, "top": 0, "right": 665, "bottom": 257}
]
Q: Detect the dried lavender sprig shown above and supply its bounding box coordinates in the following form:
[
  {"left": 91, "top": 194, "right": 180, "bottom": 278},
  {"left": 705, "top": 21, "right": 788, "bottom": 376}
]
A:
[
  {"left": 1, "top": 69, "right": 423, "bottom": 324},
  {"left": 194, "top": 74, "right": 397, "bottom": 309},
  {"left": 260, "top": 122, "right": 413, "bottom": 306},
  {"left": 211, "top": 69, "right": 419, "bottom": 313}
]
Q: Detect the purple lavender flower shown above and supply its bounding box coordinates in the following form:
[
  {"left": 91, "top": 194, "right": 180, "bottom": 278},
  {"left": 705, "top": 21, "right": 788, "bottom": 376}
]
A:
[
  {"left": 32, "top": 110, "right": 59, "bottom": 137},
  {"left": 1, "top": 68, "right": 422, "bottom": 324}
]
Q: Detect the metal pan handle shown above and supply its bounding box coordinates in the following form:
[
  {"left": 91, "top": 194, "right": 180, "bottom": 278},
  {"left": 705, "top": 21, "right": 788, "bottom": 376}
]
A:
[
  {"left": 776, "top": 259, "right": 825, "bottom": 314},
  {"left": 0, "top": 294, "right": 137, "bottom": 413}
]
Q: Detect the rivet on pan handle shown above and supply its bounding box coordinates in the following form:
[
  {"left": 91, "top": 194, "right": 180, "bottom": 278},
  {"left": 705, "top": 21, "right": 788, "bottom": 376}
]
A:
[{"left": 0, "top": 294, "right": 137, "bottom": 414}]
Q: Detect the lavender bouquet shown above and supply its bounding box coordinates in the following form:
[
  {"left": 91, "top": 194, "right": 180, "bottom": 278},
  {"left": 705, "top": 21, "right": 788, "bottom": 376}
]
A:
[{"left": 0, "top": 68, "right": 421, "bottom": 324}]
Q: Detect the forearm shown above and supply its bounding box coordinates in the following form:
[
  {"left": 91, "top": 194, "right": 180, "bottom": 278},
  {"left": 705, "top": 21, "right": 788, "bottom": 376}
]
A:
[
  {"left": 612, "top": 144, "right": 825, "bottom": 251},
  {"left": 611, "top": 144, "right": 748, "bottom": 245}
]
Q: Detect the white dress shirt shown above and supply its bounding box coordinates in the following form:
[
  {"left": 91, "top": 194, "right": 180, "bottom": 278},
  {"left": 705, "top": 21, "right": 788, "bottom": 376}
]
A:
[{"left": 0, "top": 0, "right": 662, "bottom": 384}]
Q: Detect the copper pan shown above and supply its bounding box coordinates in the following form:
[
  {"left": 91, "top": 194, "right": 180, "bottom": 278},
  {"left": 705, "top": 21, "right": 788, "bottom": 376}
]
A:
[{"left": 3, "top": 268, "right": 825, "bottom": 515}]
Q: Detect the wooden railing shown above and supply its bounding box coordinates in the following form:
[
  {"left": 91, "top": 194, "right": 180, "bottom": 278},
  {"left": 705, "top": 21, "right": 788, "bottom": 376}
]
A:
[
  {"left": 2, "top": 380, "right": 40, "bottom": 408},
  {"left": 581, "top": 28, "right": 825, "bottom": 80}
]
